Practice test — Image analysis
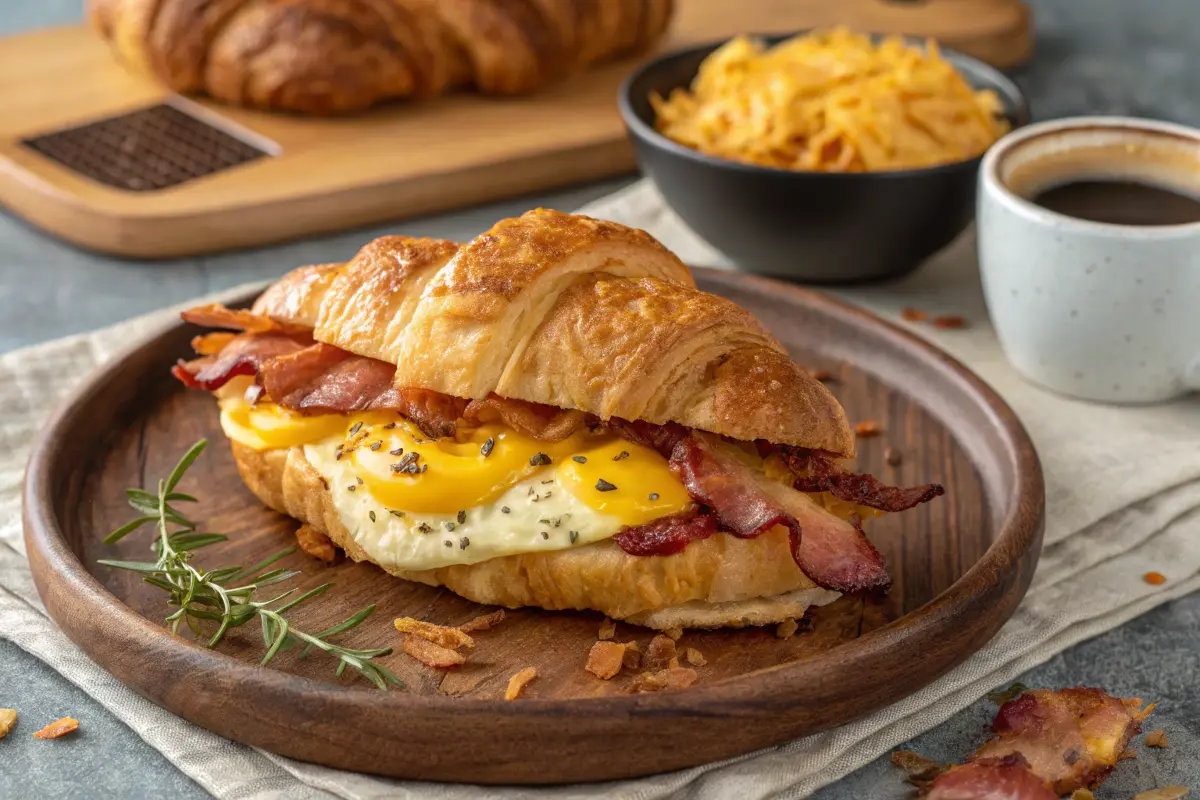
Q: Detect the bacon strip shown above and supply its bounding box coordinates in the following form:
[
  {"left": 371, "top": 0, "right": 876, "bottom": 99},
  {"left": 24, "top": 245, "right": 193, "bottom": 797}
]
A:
[
  {"left": 783, "top": 447, "right": 944, "bottom": 512},
  {"left": 172, "top": 332, "right": 309, "bottom": 391},
  {"left": 609, "top": 418, "right": 689, "bottom": 459},
  {"left": 670, "top": 432, "right": 890, "bottom": 593},
  {"left": 613, "top": 509, "right": 717, "bottom": 556},
  {"left": 463, "top": 394, "right": 587, "bottom": 442},
  {"left": 377, "top": 388, "right": 469, "bottom": 439},
  {"left": 973, "top": 688, "right": 1152, "bottom": 796},
  {"left": 927, "top": 755, "right": 1056, "bottom": 800},
  {"left": 181, "top": 303, "right": 285, "bottom": 333}
]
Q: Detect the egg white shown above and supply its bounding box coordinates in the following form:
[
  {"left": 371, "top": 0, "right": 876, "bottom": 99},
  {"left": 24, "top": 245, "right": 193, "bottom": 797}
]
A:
[{"left": 304, "top": 437, "right": 625, "bottom": 571}]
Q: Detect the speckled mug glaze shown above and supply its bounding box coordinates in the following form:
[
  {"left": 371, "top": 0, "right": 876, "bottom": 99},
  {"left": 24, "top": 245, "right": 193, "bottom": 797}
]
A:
[{"left": 978, "top": 116, "right": 1200, "bottom": 404}]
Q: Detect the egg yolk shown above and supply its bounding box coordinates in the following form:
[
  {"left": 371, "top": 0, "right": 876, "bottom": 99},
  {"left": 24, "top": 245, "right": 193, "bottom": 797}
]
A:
[
  {"left": 346, "top": 413, "right": 690, "bottom": 523},
  {"left": 220, "top": 399, "right": 347, "bottom": 450}
]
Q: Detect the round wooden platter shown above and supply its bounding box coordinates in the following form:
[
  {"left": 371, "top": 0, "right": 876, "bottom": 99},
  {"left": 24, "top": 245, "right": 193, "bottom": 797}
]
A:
[{"left": 23, "top": 268, "right": 1044, "bottom": 785}]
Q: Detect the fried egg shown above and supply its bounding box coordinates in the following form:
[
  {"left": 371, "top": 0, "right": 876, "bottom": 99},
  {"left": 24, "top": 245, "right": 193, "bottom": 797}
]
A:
[{"left": 219, "top": 396, "right": 692, "bottom": 570}]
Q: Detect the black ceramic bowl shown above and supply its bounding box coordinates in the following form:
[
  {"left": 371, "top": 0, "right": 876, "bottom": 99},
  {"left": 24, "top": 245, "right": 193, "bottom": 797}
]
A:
[{"left": 619, "top": 34, "right": 1030, "bottom": 283}]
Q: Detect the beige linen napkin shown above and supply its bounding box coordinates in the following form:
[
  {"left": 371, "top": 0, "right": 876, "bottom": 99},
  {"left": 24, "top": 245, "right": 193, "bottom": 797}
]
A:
[{"left": 1, "top": 181, "right": 1198, "bottom": 799}]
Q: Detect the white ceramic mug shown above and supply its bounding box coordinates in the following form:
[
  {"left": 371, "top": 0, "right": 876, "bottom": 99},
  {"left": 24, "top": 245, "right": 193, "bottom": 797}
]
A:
[{"left": 977, "top": 116, "right": 1200, "bottom": 404}]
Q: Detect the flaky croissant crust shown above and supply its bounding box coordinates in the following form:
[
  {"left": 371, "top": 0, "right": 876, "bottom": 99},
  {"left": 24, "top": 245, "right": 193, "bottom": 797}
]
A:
[
  {"left": 88, "top": 0, "right": 675, "bottom": 114},
  {"left": 251, "top": 208, "right": 855, "bottom": 456}
]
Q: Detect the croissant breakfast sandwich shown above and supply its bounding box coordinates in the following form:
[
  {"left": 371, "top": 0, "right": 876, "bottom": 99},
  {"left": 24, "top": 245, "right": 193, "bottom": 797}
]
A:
[{"left": 172, "top": 210, "right": 944, "bottom": 630}]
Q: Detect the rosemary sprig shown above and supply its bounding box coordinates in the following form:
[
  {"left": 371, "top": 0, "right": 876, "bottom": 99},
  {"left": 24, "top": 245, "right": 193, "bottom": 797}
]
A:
[{"left": 100, "top": 439, "right": 403, "bottom": 690}]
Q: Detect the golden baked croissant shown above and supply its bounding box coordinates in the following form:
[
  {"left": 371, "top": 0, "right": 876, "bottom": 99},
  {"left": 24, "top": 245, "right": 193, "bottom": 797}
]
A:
[
  {"left": 174, "top": 210, "right": 943, "bottom": 629},
  {"left": 87, "top": 0, "right": 676, "bottom": 114}
]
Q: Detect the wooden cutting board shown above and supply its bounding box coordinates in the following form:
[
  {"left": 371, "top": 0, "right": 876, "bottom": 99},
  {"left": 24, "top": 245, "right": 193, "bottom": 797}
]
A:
[
  {"left": 24, "top": 269, "right": 1044, "bottom": 783},
  {"left": 0, "top": 1, "right": 1032, "bottom": 259}
]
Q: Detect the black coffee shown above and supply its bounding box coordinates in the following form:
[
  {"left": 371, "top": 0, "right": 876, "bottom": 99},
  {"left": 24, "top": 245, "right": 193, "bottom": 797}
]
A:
[{"left": 1031, "top": 179, "right": 1200, "bottom": 226}]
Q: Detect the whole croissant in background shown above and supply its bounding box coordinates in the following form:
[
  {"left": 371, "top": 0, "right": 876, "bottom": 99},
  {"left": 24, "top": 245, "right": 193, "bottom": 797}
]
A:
[{"left": 87, "top": 0, "right": 676, "bottom": 114}]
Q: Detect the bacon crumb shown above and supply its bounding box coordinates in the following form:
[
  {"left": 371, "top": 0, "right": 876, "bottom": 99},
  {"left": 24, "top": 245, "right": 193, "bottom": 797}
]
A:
[
  {"left": 33, "top": 717, "right": 78, "bottom": 740},
  {"left": 663, "top": 626, "right": 684, "bottom": 641},
  {"left": 885, "top": 446, "right": 903, "bottom": 466},
  {"left": 1145, "top": 730, "right": 1169, "bottom": 748},
  {"left": 295, "top": 524, "right": 337, "bottom": 563},
  {"left": 598, "top": 617, "right": 616, "bottom": 640},
  {"left": 395, "top": 616, "right": 475, "bottom": 650},
  {"left": 402, "top": 636, "right": 466, "bottom": 669},
  {"left": 684, "top": 648, "right": 707, "bottom": 667},
  {"left": 854, "top": 420, "right": 883, "bottom": 437},
  {"left": 1133, "top": 788, "right": 1189, "bottom": 800},
  {"left": 621, "top": 641, "right": 642, "bottom": 670},
  {"left": 901, "top": 307, "right": 927, "bottom": 322},
  {"left": 890, "top": 750, "right": 945, "bottom": 783},
  {"left": 0, "top": 709, "right": 15, "bottom": 739},
  {"left": 586, "top": 641, "right": 626, "bottom": 680},
  {"left": 504, "top": 667, "right": 537, "bottom": 700},
  {"left": 1144, "top": 571, "right": 1168, "bottom": 585},
  {"left": 932, "top": 315, "right": 968, "bottom": 329},
  {"left": 644, "top": 635, "right": 678, "bottom": 671},
  {"left": 458, "top": 610, "right": 506, "bottom": 633},
  {"left": 776, "top": 619, "right": 800, "bottom": 639},
  {"left": 629, "top": 667, "right": 698, "bottom": 693}
]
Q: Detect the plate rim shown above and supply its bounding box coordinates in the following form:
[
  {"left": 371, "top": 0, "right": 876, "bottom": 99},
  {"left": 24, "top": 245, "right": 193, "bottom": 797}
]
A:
[{"left": 22, "top": 267, "right": 1045, "bottom": 783}]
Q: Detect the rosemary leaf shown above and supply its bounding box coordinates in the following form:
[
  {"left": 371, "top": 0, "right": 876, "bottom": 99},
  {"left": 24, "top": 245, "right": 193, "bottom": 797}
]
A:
[
  {"left": 97, "top": 559, "right": 173, "bottom": 573},
  {"left": 169, "top": 533, "right": 229, "bottom": 551},
  {"left": 103, "top": 516, "right": 157, "bottom": 546},
  {"left": 274, "top": 583, "right": 333, "bottom": 615},
  {"left": 231, "top": 548, "right": 297, "bottom": 582},
  {"left": 165, "top": 439, "right": 207, "bottom": 492}
]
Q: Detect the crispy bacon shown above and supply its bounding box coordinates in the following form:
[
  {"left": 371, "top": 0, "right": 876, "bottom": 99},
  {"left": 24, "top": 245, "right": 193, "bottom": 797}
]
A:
[
  {"left": 265, "top": 347, "right": 396, "bottom": 414},
  {"left": 927, "top": 755, "right": 1057, "bottom": 800},
  {"left": 609, "top": 418, "right": 690, "bottom": 459},
  {"left": 379, "top": 388, "right": 469, "bottom": 439},
  {"left": 670, "top": 432, "right": 890, "bottom": 593},
  {"left": 783, "top": 447, "right": 944, "bottom": 512},
  {"left": 463, "top": 394, "right": 587, "bottom": 442},
  {"left": 172, "top": 332, "right": 309, "bottom": 391},
  {"left": 181, "top": 303, "right": 285, "bottom": 333},
  {"left": 613, "top": 509, "right": 717, "bottom": 556},
  {"left": 190, "top": 332, "right": 236, "bottom": 355},
  {"left": 973, "top": 688, "right": 1152, "bottom": 796}
]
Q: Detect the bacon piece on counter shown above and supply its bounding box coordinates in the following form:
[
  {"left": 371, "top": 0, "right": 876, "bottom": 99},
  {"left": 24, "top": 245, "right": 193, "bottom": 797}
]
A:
[
  {"left": 613, "top": 509, "right": 717, "bottom": 556},
  {"left": 172, "top": 332, "right": 309, "bottom": 391},
  {"left": 463, "top": 394, "right": 587, "bottom": 442},
  {"left": 973, "top": 688, "right": 1153, "bottom": 796},
  {"left": 927, "top": 755, "right": 1057, "bottom": 800},
  {"left": 783, "top": 447, "right": 944, "bottom": 512},
  {"left": 670, "top": 432, "right": 890, "bottom": 593}
]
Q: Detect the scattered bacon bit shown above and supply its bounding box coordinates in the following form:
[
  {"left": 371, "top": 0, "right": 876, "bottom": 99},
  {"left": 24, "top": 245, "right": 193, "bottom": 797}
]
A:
[
  {"left": 854, "top": 420, "right": 883, "bottom": 437},
  {"left": 629, "top": 667, "right": 698, "bottom": 693},
  {"left": 901, "top": 307, "right": 928, "bottom": 322},
  {"left": 402, "top": 636, "right": 466, "bottom": 669},
  {"left": 586, "top": 641, "right": 626, "bottom": 680},
  {"left": 190, "top": 332, "right": 236, "bottom": 355},
  {"left": 663, "top": 626, "right": 684, "bottom": 641},
  {"left": 928, "top": 755, "right": 1056, "bottom": 799},
  {"left": 504, "top": 667, "right": 537, "bottom": 700},
  {"left": 458, "top": 610, "right": 506, "bottom": 633},
  {"left": 394, "top": 618, "right": 475, "bottom": 650},
  {"left": 1145, "top": 730, "right": 1169, "bottom": 748},
  {"left": 776, "top": 619, "right": 800, "bottom": 639},
  {"left": 295, "top": 524, "right": 337, "bottom": 563},
  {"left": 684, "top": 648, "right": 707, "bottom": 667},
  {"left": 885, "top": 446, "right": 903, "bottom": 466},
  {"left": 891, "top": 749, "right": 946, "bottom": 784},
  {"left": 932, "top": 315, "right": 968, "bottom": 329},
  {"left": 598, "top": 617, "right": 616, "bottom": 641},
  {"left": 0, "top": 709, "right": 16, "bottom": 739},
  {"left": 973, "top": 688, "right": 1154, "bottom": 796},
  {"left": 644, "top": 635, "right": 678, "bottom": 671},
  {"left": 32, "top": 717, "right": 79, "bottom": 740},
  {"left": 1144, "top": 572, "right": 1168, "bottom": 585},
  {"left": 1133, "top": 789, "right": 1190, "bottom": 800},
  {"left": 621, "top": 641, "right": 642, "bottom": 670}
]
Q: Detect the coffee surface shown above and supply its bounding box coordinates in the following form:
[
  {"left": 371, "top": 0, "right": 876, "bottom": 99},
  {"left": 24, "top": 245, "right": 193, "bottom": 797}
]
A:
[{"left": 1031, "top": 179, "right": 1200, "bottom": 226}]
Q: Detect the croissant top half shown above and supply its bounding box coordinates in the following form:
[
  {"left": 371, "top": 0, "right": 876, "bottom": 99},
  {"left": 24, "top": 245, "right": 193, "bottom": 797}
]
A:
[
  {"left": 251, "top": 209, "right": 854, "bottom": 456},
  {"left": 88, "top": 0, "right": 676, "bottom": 113}
]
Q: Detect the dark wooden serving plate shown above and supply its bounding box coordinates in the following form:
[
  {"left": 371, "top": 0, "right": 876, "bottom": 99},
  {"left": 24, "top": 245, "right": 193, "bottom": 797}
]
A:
[{"left": 23, "top": 269, "right": 1043, "bottom": 784}]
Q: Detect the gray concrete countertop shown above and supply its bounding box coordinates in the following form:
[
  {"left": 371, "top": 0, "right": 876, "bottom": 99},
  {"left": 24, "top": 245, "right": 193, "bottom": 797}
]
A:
[{"left": 2, "top": 1, "right": 1197, "bottom": 798}]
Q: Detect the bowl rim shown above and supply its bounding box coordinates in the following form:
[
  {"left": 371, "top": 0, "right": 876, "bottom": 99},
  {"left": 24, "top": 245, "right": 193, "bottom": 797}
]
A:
[{"left": 618, "top": 30, "right": 1032, "bottom": 181}]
